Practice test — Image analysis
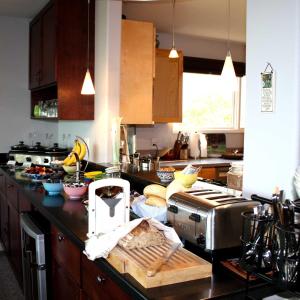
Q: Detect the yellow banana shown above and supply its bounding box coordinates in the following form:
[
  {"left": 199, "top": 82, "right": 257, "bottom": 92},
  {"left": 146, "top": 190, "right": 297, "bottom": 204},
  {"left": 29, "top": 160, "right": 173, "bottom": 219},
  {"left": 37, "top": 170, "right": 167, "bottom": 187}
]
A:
[
  {"left": 63, "top": 139, "right": 80, "bottom": 166},
  {"left": 78, "top": 141, "right": 86, "bottom": 160}
]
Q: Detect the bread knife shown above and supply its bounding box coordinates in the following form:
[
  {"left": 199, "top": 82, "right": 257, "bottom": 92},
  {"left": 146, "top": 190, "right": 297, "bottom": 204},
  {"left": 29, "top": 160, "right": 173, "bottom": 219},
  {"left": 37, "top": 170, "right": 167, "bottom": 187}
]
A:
[{"left": 147, "top": 242, "right": 181, "bottom": 277}]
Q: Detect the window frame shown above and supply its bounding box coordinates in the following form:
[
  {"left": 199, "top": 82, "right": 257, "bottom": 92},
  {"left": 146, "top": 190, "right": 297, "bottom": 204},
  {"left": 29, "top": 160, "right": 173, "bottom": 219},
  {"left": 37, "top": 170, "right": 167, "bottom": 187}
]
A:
[{"left": 179, "top": 56, "right": 246, "bottom": 133}]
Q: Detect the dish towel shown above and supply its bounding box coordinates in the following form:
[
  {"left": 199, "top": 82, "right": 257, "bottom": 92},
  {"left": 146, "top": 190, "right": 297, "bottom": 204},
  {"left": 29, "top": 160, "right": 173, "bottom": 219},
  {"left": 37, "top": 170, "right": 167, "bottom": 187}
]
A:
[{"left": 84, "top": 217, "right": 182, "bottom": 261}]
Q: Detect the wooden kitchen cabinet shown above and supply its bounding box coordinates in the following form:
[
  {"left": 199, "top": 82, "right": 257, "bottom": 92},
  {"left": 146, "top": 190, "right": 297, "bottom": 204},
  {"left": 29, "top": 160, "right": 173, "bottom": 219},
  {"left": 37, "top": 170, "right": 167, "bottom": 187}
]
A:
[
  {"left": 51, "top": 225, "right": 81, "bottom": 299},
  {"left": 0, "top": 192, "right": 9, "bottom": 252},
  {"left": 29, "top": 0, "right": 95, "bottom": 120},
  {"left": 8, "top": 201, "right": 23, "bottom": 286},
  {"left": 153, "top": 49, "right": 183, "bottom": 123},
  {"left": 120, "top": 20, "right": 183, "bottom": 124},
  {"left": 81, "top": 254, "right": 132, "bottom": 300},
  {"left": 29, "top": 2, "right": 55, "bottom": 89}
]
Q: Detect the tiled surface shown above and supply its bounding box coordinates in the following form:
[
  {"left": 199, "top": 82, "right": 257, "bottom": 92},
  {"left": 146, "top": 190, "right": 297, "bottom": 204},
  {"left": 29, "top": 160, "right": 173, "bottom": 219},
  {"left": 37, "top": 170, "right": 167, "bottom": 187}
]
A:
[{"left": 0, "top": 253, "right": 24, "bottom": 300}]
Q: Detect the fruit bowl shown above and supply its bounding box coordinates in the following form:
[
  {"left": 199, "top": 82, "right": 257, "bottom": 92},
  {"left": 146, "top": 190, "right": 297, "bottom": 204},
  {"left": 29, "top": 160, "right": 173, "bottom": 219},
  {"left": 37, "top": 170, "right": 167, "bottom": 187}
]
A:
[
  {"left": 42, "top": 181, "right": 63, "bottom": 196},
  {"left": 63, "top": 182, "right": 88, "bottom": 199},
  {"left": 174, "top": 171, "right": 198, "bottom": 188}
]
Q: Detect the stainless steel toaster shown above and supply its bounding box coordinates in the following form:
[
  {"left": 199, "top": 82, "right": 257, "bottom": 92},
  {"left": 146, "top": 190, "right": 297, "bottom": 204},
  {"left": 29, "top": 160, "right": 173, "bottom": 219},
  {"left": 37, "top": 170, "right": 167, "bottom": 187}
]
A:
[{"left": 167, "top": 189, "right": 259, "bottom": 251}]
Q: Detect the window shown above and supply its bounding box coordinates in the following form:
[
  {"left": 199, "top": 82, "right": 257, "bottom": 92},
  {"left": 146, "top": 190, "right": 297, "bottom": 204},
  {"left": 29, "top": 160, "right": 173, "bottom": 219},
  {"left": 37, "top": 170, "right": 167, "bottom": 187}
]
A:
[{"left": 173, "top": 72, "right": 245, "bottom": 132}]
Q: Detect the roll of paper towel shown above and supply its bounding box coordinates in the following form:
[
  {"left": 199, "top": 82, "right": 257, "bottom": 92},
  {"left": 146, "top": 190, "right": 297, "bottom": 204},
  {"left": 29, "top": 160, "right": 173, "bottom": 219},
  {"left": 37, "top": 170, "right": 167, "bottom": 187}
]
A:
[
  {"left": 189, "top": 132, "right": 200, "bottom": 159},
  {"left": 200, "top": 133, "right": 207, "bottom": 158}
]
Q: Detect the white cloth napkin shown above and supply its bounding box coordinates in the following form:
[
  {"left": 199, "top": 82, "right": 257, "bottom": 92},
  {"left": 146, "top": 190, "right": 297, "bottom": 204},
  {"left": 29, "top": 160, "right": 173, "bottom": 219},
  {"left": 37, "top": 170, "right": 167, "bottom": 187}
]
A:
[
  {"left": 131, "top": 195, "right": 167, "bottom": 223},
  {"left": 84, "top": 217, "right": 182, "bottom": 261}
]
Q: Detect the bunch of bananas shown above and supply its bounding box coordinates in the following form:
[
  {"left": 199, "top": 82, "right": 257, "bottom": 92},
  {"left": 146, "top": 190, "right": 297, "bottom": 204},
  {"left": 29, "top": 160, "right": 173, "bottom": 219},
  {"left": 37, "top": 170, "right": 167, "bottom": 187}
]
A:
[{"left": 63, "top": 139, "right": 87, "bottom": 166}]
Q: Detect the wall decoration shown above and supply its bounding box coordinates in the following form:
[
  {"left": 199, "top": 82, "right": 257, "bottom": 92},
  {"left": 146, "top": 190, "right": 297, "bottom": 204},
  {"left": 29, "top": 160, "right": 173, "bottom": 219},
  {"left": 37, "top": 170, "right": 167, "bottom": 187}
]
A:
[{"left": 261, "top": 62, "right": 275, "bottom": 112}]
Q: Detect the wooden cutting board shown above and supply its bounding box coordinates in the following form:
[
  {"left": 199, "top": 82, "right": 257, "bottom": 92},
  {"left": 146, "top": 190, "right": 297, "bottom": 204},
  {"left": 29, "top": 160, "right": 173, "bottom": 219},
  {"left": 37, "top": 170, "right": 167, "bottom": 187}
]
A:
[{"left": 107, "top": 242, "right": 212, "bottom": 288}]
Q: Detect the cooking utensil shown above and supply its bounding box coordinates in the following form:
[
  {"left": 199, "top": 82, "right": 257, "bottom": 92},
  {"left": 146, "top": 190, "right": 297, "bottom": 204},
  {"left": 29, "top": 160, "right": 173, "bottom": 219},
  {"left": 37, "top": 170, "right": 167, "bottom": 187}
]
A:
[{"left": 147, "top": 243, "right": 181, "bottom": 277}]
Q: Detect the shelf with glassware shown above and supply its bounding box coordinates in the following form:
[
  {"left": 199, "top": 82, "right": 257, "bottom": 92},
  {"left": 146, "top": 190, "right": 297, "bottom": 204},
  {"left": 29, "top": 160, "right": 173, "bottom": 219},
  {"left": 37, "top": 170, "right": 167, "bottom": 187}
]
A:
[{"left": 29, "top": 0, "right": 95, "bottom": 121}]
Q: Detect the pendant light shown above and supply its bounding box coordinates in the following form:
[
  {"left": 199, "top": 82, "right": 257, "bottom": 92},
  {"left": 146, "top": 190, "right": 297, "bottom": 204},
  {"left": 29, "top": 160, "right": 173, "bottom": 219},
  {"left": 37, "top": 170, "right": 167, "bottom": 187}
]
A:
[
  {"left": 81, "top": 0, "right": 95, "bottom": 95},
  {"left": 169, "top": 0, "right": 179, "bottom": 59},
  {"left": 221, "top": 0, "right": 237, "bottom": 91}
]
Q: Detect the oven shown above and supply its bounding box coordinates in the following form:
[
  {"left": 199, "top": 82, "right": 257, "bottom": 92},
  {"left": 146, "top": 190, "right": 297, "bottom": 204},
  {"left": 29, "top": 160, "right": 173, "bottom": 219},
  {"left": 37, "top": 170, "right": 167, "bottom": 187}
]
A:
[{"left": 20, "top": 213, "right": 48, "bottom": 300}]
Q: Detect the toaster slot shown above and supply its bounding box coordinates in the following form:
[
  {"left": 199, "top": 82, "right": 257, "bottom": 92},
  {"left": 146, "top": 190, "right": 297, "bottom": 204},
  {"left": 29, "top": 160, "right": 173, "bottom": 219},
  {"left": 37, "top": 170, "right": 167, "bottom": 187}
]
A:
[
  {"left": 186, "top": 189, "right": 212, "bottom": 193},
  {"left": 205, "top": 195, "right": 233, "bottom": 200},
  {"left": 215, "top": 197, "right": 246, "bottom": 204},
  {"left": 191, "top": 191, "right": 221, "bottom": 196}
]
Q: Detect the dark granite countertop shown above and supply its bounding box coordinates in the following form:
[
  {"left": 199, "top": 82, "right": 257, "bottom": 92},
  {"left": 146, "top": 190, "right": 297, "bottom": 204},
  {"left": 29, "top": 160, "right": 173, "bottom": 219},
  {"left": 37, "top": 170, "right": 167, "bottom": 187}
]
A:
[{"left": 0, "top": 165, "right": 269, "bottom": 300}]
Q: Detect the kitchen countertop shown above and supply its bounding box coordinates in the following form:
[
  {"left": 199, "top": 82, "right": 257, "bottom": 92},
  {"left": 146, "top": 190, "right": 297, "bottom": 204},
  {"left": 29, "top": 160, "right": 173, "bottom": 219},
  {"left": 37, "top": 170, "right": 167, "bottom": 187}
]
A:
[{"left": 0, "top": 165, "right": 271, "bottom": 300}]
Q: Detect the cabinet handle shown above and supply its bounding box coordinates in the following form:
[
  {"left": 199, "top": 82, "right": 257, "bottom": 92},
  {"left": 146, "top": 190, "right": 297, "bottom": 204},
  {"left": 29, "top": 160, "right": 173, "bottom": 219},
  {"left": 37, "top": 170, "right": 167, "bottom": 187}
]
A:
[
  {"left": 96, "top": 275, "right": 106, "bottom": 284},
  {"left": 0, "top": 174, "right": 3, "bottom": 176},
  {"left": 58, "top": 234, "right": 65, "bottom": 242},
  {"left": 7, "top": 184, "right": 14, "bottom": 189}
]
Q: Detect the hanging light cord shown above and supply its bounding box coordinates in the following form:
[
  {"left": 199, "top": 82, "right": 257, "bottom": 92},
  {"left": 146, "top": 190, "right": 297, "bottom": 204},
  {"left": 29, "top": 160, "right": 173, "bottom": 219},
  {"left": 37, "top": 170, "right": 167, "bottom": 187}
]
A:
[
  {"left": 87, "top": 0, "right": 90, "bottom": 69},
  {"left": 171, "top": 0, "right": 176, "bottom": 48},
  {"left": 227, "top": 0, "right": 230, "bottom": 52}
]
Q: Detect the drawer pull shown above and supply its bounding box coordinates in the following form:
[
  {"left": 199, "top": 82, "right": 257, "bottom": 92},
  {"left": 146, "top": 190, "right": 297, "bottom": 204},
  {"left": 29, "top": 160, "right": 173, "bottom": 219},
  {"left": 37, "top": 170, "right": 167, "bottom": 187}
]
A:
[
  {"left": 96, "top": 275, "right": 106, "bottom": 284},
  {"left": 58, "top": 234, "right": 65, "bottom": 242},
  {"left": 7, "top": 184, "right": 14, "bottom": 188}
]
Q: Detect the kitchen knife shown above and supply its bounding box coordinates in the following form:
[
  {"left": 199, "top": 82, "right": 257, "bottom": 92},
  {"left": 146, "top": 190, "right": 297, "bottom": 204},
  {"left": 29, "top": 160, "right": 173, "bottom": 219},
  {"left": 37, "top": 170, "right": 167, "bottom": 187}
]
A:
[{"left": 147, "top": 243, "right": 181, "bottom": 277}]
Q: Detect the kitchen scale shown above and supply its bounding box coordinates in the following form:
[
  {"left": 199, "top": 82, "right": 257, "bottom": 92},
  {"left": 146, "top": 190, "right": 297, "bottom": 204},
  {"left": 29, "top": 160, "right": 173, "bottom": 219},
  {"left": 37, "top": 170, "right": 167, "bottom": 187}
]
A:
[{"left": 87, "top": 178, "right": 130, "bottom": 237}]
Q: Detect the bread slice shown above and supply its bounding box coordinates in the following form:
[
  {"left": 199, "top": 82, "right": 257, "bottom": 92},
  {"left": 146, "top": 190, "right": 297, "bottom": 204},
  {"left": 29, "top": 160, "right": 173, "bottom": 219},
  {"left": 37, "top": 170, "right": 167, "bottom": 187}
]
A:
[
  {"left": 143, "top": 184, "right": 167, "bottom": 199},
  {"left": 118, "top": 220, "right": 165, "bottom": 249},
  {"left": 145, "top": 196, "right": 166, "bottom": 207}
]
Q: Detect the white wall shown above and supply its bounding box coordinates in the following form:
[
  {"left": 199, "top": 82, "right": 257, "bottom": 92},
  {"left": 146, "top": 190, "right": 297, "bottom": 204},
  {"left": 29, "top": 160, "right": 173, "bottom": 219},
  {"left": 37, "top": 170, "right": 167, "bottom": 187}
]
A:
[
  {"left": 58, "top": 0, "right": 122, "bottom": 163},
  {"left": 0, "top": 16, "right": 58, "bottom": 153},
  {"left": 157, "top": 32, "right": 246, "bottom": 62},
  {"left": 243, "top": 0, "right": 300, "bottom": 199}
]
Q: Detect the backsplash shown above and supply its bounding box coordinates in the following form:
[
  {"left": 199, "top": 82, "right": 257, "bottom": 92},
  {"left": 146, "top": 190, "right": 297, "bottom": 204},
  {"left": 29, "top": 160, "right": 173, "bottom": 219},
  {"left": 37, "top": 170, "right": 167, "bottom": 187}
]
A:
[{"left": 135, "top": 124, "right": 244, "bottom": 152}]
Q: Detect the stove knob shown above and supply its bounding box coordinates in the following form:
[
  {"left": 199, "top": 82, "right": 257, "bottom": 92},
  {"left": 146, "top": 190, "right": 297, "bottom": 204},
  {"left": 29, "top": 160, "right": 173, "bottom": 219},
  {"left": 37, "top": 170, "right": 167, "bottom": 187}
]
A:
[
  {"left": 44, "top": 158, "right": 49, "bottom": 164},
  {"left": 196, "top": 234, "right": 206, "bottom": 246},
  {"left": 26, "top": 157, "right": 31, "bottom": 162}
]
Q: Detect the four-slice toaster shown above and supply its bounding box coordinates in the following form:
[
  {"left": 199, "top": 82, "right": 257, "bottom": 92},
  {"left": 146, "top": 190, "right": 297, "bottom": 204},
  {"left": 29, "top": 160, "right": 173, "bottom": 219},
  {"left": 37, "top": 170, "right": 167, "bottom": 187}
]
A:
[{"left": 167, "top": 189, "right": 259, "bottom": 251}]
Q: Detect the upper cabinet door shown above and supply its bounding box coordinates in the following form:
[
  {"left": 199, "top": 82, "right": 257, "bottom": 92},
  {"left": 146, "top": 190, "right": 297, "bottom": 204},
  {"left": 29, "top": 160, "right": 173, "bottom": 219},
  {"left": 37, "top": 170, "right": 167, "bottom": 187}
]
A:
[
  {"left": 41, "top": 4, "right": 56, "bottom": 87},
  {"left": 29, "top": 18, "right": 42, "bottom": 89},
  {"left": 153, "top": 49, "right": 183, "bottom": 123},
  {"left": 120, "top": 20, "right": 155, "bottom": 125}
]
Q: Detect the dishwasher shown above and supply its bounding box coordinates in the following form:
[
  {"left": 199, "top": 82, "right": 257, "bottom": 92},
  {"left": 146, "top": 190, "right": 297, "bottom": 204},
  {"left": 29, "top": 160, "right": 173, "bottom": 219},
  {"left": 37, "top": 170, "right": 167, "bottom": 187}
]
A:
[{"left": 20, "top": 213, "right": 48, "bottom": 300}]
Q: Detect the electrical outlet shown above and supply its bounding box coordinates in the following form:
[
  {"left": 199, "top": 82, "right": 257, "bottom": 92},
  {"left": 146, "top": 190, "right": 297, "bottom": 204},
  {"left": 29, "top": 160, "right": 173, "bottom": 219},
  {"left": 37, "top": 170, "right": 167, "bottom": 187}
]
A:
[{"left": 151, "top": 138, "right": 159, "bottom": 145}]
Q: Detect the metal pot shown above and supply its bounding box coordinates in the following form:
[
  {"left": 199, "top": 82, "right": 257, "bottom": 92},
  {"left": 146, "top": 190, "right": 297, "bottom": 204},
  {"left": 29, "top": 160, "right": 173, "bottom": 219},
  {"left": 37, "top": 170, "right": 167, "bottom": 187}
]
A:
[{"left": 10, "top": 141, "right": 29, "bottom": 153}]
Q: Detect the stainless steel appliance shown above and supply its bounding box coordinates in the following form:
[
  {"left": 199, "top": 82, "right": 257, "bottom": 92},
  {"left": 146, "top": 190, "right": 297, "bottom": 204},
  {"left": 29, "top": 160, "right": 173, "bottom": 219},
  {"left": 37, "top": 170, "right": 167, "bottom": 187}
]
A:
[
  {"left": 20, "top": 213, "right": 47, "bottom": 300},
  {"left": 167, "top": 186, "right": 259, "bottom": 251},
  {"left": 8, "top": 142, "right": 68, "bottom": 166}
]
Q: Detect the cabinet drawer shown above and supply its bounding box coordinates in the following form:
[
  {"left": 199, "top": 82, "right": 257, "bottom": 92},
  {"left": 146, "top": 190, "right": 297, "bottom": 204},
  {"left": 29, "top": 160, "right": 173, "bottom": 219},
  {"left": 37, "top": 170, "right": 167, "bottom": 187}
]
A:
[
  {"left": 51, "top": 226, "right": 80, "bottom": 285},
  {"left": 81, "top": 255, "right": 132, "bottom": 300},
  {"left": 199, "top": 167, "right": 216, "bottom": 179},
  {"left": 6, "top": 178, "right": 18, "bottom": 211}
]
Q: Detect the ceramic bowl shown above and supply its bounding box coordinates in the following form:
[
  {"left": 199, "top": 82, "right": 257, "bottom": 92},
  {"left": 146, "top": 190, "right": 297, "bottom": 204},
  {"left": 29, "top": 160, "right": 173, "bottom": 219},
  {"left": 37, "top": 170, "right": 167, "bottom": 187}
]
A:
[
  {"left": 156, "top": 170, "right": 175, "bottom": 183},
  {"left": 174, "top": 171, "right": 198, "bottom": 188},
  {"left": 63, "top": 183, "right": 88, "bottom": 199},
  {"left": 63, "top": 165, "right": 77, "bottom": 174},
  {"left": 42, "top": 181, "right": 63, "bottom": 196}
]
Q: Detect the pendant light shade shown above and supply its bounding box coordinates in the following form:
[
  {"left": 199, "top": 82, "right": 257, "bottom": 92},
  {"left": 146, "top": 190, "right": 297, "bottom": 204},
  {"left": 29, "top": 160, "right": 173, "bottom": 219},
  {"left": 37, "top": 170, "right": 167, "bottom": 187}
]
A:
[
  {"left": 81, "top": 68, "right": 96, "bottom": 95},
  {"left": 81, "top": 0, "right": 95, "bottom": 95},
  {"left": 169, "top": 0, "right": 179, "bottom": 59},
  {"left": 221, "top": 51, "right": 237, "bottom": 91},
  {"left": 221, "top": 0, "right": 237, "bottom": 91}
]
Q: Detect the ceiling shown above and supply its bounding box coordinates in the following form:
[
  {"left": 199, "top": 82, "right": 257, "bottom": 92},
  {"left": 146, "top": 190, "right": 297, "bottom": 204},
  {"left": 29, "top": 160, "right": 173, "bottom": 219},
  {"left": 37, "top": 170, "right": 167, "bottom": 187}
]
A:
[
  {"left": 0, "top": 0, "right": 246, "bottom": 43},
  {"left": 123, "top": 0, "right": 246, "bottom": 43},
  {"left": 0, "top": 0, "right": 48, "bottom": 18}
]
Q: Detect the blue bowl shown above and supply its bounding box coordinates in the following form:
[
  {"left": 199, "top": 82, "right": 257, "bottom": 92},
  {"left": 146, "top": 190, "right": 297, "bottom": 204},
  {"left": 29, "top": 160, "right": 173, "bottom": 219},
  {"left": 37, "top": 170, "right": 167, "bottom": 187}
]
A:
[{"left": 42, "top": 181, "right": 63, "bottom": 196}]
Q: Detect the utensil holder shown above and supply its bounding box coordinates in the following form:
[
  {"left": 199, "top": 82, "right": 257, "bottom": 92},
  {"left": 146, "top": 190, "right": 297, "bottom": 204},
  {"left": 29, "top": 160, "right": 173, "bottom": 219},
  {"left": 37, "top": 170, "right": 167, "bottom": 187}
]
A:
[
  {"left": 274, "top": 225, "right": 300, "bottom": 291},
  {"left": 240, "top": 212, "right": 274, "bottom": 273}
]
